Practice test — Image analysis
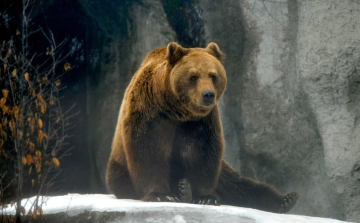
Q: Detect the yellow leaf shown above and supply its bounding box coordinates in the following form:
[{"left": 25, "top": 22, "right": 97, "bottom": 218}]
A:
[
  {"left": 36, "top": 164, "right": 41, "bottom": 173},
  {"left": 55, "top": 116, "right": 60, "bottom": 123},
  {"left": 41, "top": 104, "right": 46, "bottom": 114},
  {"left": 32, "top": 179, "right": 35, "bottom": 187},
  {"left": 29, "top": 166, "right": 32, "bottom": 174},
  {"left": 17, "top": 130, "right": 23, "bottom": 139},
  {"left": 33, "top": 211, "right": 37, "bottom": 219},
  {"left": 8, "top": 119, "right": 15, "bottom": 134},
  {"left": 38, "top": 118, "right": 43, "bottom": 129},
  {"left": 43, "top": 133, "right": 48, "bottom": 139},
  {"left": 64, "top": 63, "right": 71, "bottom": 71},
  {"left": 49, "top": 96, "right": 55, "bottom": 105},
  {"left": 2, "top": 89, "right": 8, "bottom": 99},
  {"left": 52, "top": 157, "right": 60, "bottom": 168},
  {"left": 37, "top": 207, "right": 43, "bottom": 216},
  {"left": 29, "top": 142, "right": 35, "bottom": 152},
  {"left": 35, "top": 150, "right": 41, "bottom": 157},
  {"left": 55, "top": 80, "right": 61, "bottom": 87},
  {"left": 12, "top": 69, "right": 17, "bottom": 77},
  {"left": 16, "top": 29, "right": 20, "bottom": 35},
  {"left": 24, "top": 72, "right": 29, "bottom": 82},
  {"left": 0, "top": 97, "right": 6, "bottom": 106},
  {"left": 13, "top": 106, "right": 19, "bottom": 120},
  {"left": 22, "top": 156, "right": 27, "bottom": 165},
  {"left": 26, "top": 154, "right": 33, "bottom": 165},
  {"left": 38, "top": 130, "right": 43, "bottom": 143},
  {"left": 30, "top": 118, "right": 35, "bottom": 134},
  {"left": 2, "top": 105, "right": 8, "bottom": 115}
]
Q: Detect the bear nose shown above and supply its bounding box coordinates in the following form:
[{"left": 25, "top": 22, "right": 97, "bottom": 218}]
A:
[{"left": 202, "top": 90, "right": 215, "bottom": 104}]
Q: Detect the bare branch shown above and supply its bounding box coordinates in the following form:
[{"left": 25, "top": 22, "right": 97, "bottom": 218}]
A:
[
  {"left": 0, "top": 1, "right": 74, "bottom": 221},
  {"left": 261, "top": 0, "right": 285, "bottom": 27}
]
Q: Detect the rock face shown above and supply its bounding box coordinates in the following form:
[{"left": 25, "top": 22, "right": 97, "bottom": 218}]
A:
[
  {"left": 297, "top": 1, "right": 360, "bottom": 220},
  {"left": 237, "top": 0, "right": 360, "bottom": 220},
  {"left": 1, "top": 194, "right": 354, "bottom": 223},
  {"left": 76, "top": 0, "right": 360, "bottom": 221}
]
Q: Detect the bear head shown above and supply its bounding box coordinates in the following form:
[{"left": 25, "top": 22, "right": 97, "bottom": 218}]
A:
[{"left": 165, "top": 42, "right": 227, "bottom": 119}]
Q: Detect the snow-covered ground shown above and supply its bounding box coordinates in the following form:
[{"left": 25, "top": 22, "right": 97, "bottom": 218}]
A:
[{"left": 1, "top": 194, "right": 354, "bottom": 223}]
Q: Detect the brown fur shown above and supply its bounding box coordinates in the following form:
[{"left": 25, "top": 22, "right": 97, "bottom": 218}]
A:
[{"left": 106, "top": 42, "right": 298, "bottom": 212}]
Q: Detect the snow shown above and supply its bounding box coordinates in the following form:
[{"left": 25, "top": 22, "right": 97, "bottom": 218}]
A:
[{"left": 1, "top": 194, "right": 353, "bottom": 223}]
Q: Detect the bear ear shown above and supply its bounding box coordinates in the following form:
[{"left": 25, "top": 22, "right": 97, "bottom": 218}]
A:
[
  {"left": 206, "top": 42, "right": 225, "bottom": 63},
  {"left": 165, "top": 42, "right": 189, "bottom": 65}
]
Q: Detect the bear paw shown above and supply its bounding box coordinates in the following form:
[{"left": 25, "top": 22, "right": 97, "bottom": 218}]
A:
[
  {"left": 192, "top": 194, "right": 220, "bottom": 206},
  {"left": 143, "top": 192, "right": 180, "bottom": 202},
  {"left": 178, "top": 178, "right": 192, "bottom": 203},
  {"left": 279, "top": 192, "right": 299, "bottom": 213}
]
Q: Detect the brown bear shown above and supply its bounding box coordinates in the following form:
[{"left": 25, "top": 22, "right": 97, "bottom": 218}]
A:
[{"left": 106, "top": 42, "right": 299, "bottom": 213}]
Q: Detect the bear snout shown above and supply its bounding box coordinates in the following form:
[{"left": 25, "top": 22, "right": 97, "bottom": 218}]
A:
[{"left": 202, "top": 90, "right": 215, "bottom": 105}]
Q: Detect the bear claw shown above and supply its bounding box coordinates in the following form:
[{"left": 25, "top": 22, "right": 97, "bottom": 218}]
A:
[
  {"left": 279, "top": 192, "right": 299, "bottom": 213},
  {"left": 144, "top": 193, "right": 180, "bottom": 202},
  {"left": 178, "top": 178, "right": 192, "bottom": 203},
  {"left": 192, "top": 196, "right": 219, "bottom": 206}
]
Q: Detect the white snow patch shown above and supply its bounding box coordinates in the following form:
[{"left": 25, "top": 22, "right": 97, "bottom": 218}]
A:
[{"left": 1, "top": 194, "right": 353, "bottom": 223}]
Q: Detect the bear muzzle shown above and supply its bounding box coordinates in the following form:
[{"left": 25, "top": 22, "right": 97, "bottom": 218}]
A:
[{"left": 202, "top": 90, "right": 215, "bottom": 106}]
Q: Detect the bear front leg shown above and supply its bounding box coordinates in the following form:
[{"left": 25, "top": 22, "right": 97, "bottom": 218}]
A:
[
  {"left": 189, "top": 157, "right": 222, "bottom": 206},
  {"left": 125, "top": 142, "right": 179, "bottom": 202},
  {"left": 123, "top": 116, "right": 179, "bottom": 202},
  {"left": 181, "top": 108, "right": 224, "bottom": 205}
]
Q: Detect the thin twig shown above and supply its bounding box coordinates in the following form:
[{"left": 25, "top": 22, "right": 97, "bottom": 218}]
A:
[{"left": 261, "top": 0, "right": 285, "bottom": 27}]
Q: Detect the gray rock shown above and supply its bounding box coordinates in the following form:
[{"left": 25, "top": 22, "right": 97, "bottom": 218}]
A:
[{"left": 297, "top": 0, "right": 360, "bottom": 221}]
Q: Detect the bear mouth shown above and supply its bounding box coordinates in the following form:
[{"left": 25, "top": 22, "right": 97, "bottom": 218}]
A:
[
  {"left": 189, "top": 101, "right": 214, "bottom": 116},
  {"left": 201, "top": 101, "right": 214, "bottom": 107}
]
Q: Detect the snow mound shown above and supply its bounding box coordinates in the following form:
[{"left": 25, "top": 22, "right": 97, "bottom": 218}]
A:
[{"left": 2, "top": 194, "right": 353, "bottom": 223}]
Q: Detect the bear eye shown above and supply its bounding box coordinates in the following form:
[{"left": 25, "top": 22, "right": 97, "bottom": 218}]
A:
[
  {"left": 210, "top": 73, "right": 217, "bottom": 82},
  {"left": 190, "top": 76, "right": 198, "bottom": 81}
]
